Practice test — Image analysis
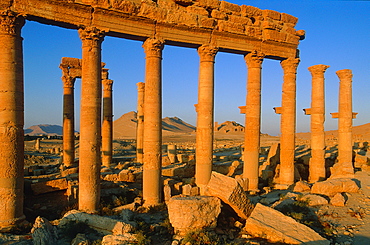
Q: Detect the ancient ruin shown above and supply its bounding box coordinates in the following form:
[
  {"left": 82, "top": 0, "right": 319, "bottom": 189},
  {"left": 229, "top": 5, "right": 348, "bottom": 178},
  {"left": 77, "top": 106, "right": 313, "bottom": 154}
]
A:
[{"left": 2, "top": 1, "right": 368, "bottom": 244}]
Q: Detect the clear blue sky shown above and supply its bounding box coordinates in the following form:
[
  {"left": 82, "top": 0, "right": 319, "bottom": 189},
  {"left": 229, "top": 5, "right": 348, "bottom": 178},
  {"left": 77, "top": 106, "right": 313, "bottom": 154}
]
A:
[{"left": 22, "top": 0, "right": 370, "bottom": 136}]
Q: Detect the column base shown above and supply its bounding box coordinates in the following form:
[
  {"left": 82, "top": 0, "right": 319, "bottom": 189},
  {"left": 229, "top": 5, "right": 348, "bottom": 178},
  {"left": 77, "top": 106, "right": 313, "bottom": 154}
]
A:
[{"left": 0, "top": 215, "right": 27, "bottom": 232}]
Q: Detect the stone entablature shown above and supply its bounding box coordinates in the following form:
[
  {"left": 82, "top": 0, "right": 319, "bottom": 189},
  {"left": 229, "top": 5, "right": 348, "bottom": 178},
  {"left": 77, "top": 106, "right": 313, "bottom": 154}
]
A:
[{"left": 8, "top": 0, "right": 304, "bottom": 59}]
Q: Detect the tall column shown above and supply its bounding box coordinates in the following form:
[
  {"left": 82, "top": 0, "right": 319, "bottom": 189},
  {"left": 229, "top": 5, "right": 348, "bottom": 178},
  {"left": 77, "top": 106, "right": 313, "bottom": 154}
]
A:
[
  {"left": 304, "top": 64, "right": 329, "bottom": 182},
  {"left": 102, "top": 79, "right": 113, "bottom": 168},
  {"left": 136, "top": 82, "right": 145, "bottom": 164},
  {"left": 142, "top": 38, "right": 164, "bottom": 206},
  {"left": 243, "top": 50, "right": 264, "bottom": 192},
  {"left": 78, "top": 26, "right": 105, "bottom": 213},
  {"left": 61, "top": 73, "right": 76, "bottom": 168},
  {"left": 0, "top": 10, "right": 26, "bottom": 231},
  {"left": 330, "top": 69, "right": 356, "bottom": 178},
  {"left": 195, "top": 45, "right": 218, "bottom": 191},
  {"left": 278, "top": 57, "right": 300, "bottom": 188}
]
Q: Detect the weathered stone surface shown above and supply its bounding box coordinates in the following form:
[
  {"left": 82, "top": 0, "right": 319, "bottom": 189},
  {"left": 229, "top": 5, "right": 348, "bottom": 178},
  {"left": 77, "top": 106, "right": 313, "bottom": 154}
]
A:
[
  {"left": 162, "top": 163, "right": 195, "bottom": 178},
  {"left": 71, "top": 233, "right": 89, "bottom": 245},
  {"left": 31, "top": 178, "right": 68, "bottom": 195},
  {"left": 31, "top": 217, "right": 58, "bottom": 245},
  {"left": 205, "top": 171, "right": 254, "bottom": 219},
  {"left": 311, "top": 178, "right": 360, "bottom": 197},
  {"left": 300, "top": 194, "right": 328, "bottom": 206},
  {"left": 244, "top": 203, "right": 330, "bottom": 245},
  {"left": 292, "top": 181, "right": 311, "bottom": 193},
  {"left": 59, "top": 210, "right": 135, "bottom": 235},
  {"left": 330, "top": 193, "right": 346, "bottom": 207},
  {"left": 101, "top": 234, "right": 138, "bottom": 245},
  {"left": 168, "top": 195, "right": 221, "bottom": 236}
]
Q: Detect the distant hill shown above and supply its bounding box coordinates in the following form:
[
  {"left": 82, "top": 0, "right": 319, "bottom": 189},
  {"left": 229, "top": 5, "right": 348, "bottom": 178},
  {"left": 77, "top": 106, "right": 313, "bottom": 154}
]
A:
[
  {"left": 113, "top": 111, "right": 196, "bottom": 139},
  {"left": 296, "top": 123, "right": 370, "bottom": 141},
  {"left": 24, "top": 124, "right": 63, "bottom": 136}
]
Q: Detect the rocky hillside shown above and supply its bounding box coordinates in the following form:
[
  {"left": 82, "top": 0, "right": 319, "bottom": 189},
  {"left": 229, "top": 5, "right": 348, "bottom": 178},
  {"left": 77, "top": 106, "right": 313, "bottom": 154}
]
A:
[
  {"left": 113, "top": 111, "right": 196, "bottom": 139},
  {"left": 215, "top": 121, "right": 244, "bottom": 134},
  {"left": 24, "top": 124, "right": 64, "bottom": 136}
]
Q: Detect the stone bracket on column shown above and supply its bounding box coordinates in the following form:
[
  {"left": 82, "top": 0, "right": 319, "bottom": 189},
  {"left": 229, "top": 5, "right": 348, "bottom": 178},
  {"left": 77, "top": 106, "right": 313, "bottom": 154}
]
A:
[
  {"left": 239, "top": 106, "right": 246, "bottom": 114},
  {"left": 303, "top": 108, "right": 311, "bottom": 115},
  {"left": 273, "top": 107, "right": 282, "bottom": 114},
  {"left": 330, "top": 112, "right": 358, "bottom": 119}
]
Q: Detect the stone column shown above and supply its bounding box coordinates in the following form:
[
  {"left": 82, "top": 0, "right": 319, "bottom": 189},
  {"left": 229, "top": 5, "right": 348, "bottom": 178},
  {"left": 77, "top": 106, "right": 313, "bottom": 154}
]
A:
[
  {"left": 61, "top": 74, "right": 76, "bottom": 168},
  {"left": 330, "top": 69, "right": 356, "bottom": 178},
  {"left": 136, "top": 82, "right": 145, "bottom": 163},
  {"left": 0, "top": 10, "right": 26, "bottom": 231},
  {"left": 243, "top": 50, "right": 264, "bottom": 192},
  {"left": 142, "top": 38, "right": 164, "bottom": 206},
  {"left": 304, "top": 64, "right": 329, "bottom": 182},
  {"left": 167, "top": 144, "right": 177, "bottom": 163},
  {"left": 277, "top": 58, "right": 300, "bottom": 188},
  {"left": 78, "top": 26, "right": 105, "bottom": 213},
  {"left": 35, "top": 138, "right": 41, "bottom": 151},
  {"left": 195, "top": 45, "right": 218, "bottom": 191},
  {"left": 102, "top": 78, "right": 113, "bottom": 168}
]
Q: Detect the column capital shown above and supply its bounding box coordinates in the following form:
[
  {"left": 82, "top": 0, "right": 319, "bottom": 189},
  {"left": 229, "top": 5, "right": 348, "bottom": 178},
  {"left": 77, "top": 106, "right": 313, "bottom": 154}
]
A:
[
  {"left": 281, "top": 57, "right": 300, "bottom": 73},
  {"left": 142, "top": 38, "right": 164, "bottom": 58},
  {"left": 78, "top": 26, "right": 105, "bottom": 48},
  {"left": 336, "top": 69, "right": 353, "bottom": 81},
  {"left": 137, "top": 82, "right": 145, "bottom": 92},
  {"left": 308, "top": 64, "right": 330, "bottom": 77},
  {"left": 102, "top": 79, "right": 113, "bottom": 91},
  {"left": 62, "top": 75, "right": 75, "bottom": 88},
  {"left": 102, "top": 68, "right": 109, "bottom": 80},
  {"left": 197, "top": 45, "right": 218, "bottom": 62},
  {"left": 244, "top": 50, "right": 265, "bottom": 68},
  {"left": 0, "top": 10, "right": 25, "bottom": 35}
]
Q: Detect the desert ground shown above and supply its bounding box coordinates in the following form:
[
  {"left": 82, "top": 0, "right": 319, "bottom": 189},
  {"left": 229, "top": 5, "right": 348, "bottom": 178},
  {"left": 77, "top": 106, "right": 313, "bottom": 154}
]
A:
[{"left": 2, "top": 119, "right": 370, "bottom": 245}]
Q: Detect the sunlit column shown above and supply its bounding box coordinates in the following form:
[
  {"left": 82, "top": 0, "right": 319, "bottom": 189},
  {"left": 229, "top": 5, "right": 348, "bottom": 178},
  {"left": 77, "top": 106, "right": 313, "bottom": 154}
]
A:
[
  {"left": 78, "top": 26, "right": 105, "bottom": 213},
  {"left": 102, "top": 78, "right": 113, "bottom": 168},
  {"left": 60, "top": 71, "right": 76, "bottom": 168},
  {"left": 278, "top": 57, "right": 300, "bottom": 188},
  {"left": 195, "top": 45, "right": 218, "bottom": 192},
  {"left": 0, "top": 10, "right": 26, "bottom": 231},
  {"left": 136, "top": 82, "right": 145, "bottom": 163},
  {"left": 330, "top": 69, "right": 356, "bottom": 178},
  {"left": 142, "top": 38, "right": 164, "bottom": 206},
  {"left": 305, "top": 64, "right": 329, "bottom": 182},
  {"left": 243, "top": 50, "right": 264, "bottom": 192}
]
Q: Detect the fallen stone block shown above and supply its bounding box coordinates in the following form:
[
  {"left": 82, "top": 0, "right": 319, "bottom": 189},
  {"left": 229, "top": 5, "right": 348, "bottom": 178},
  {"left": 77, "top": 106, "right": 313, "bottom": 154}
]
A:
[
  {"left": 59, "top": 210, "right": 135, "bottom": 235},
  {"left": 291, "top": 180, "right": 311, "bottom": 193},
  {"left": 168, "top": 195, "right": 221, "bottom": 236},
  {"left": 300, "top": 194, "right": 328, "bottom": 206},
  {"left": 101, "top": 234, "right": 138, "bottom": 245},
  {"left": 311, "top": 178, "right": 360, "bottom": 197},
  {"left": 330, "top": 193, "right": 346, "bottom": 207},
  {"left": 31, "top": 216, "right": 58, "bottom": 245},
  {"left": 31, "top": 178, "right": 68, "bottom": 195},
  {"left": 244, "top": 203, "right": 330, "bottom": 245},
  {"left": 71, "top": 233, "right": 89, "bottom": 245},
  {"left": 162, "top": 163, "right": 195, "bottom": 178},
  {"left": 205, "top": 171, "right": 254, "bottom": 219}
]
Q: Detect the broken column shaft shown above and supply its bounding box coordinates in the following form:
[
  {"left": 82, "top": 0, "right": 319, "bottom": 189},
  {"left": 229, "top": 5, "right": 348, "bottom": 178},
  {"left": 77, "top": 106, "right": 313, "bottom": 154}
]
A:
[
  {"left": 142, "top": 38, "right": 164, "bottom": 206},
  {"left": 243, "top": 50, "right": 264, "bottom": 191},
  {"left": 305, "top": 64, "right": 329, "bottom": 182},
  {"left": 0, "top": 10, "right": 26, "bottom": 231},
  {"left": 78, "top": 26, "right": 105, "bottom": 213},
  {"left": 195, "top": 45, "right": 218, "bottom": 191}
]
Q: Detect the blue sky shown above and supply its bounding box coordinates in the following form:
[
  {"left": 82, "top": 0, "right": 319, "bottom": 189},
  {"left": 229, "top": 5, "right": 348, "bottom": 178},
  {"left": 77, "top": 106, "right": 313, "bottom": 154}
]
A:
[{"left": 22, "top": 0, "right": 370, "bottom": 136}]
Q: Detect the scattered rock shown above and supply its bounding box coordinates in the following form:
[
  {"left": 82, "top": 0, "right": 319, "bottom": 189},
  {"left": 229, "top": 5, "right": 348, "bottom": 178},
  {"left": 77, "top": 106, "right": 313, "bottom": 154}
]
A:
[
  {"left": 330, "top": 193, "right": 346, "bottom": 206},
  {"left": 167, "top": 195, "right": 221, "bottom": 236},
  {"left": 244, "top": 203, "right": 330, "bottom": 245},
  {"left": 71, "top": 233, "right": 89, "bottom": 245},
  {"left": 311, "top": 178, "right": 360, "bottom": 197},
  {"left": 292, "top": 180, "right": 311, "bottom": 192},
  {"left": 31, "top": 217, "right": 58, "bottom": 245},
  {"left": 31, "top": 178, "right": 68, "bottom": 195},
  {"left": 300, "top": 194, "right": 329, "bottom": 206},
  {"left": 101, "top": 234, "right": 138, "bottom": 245}
]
